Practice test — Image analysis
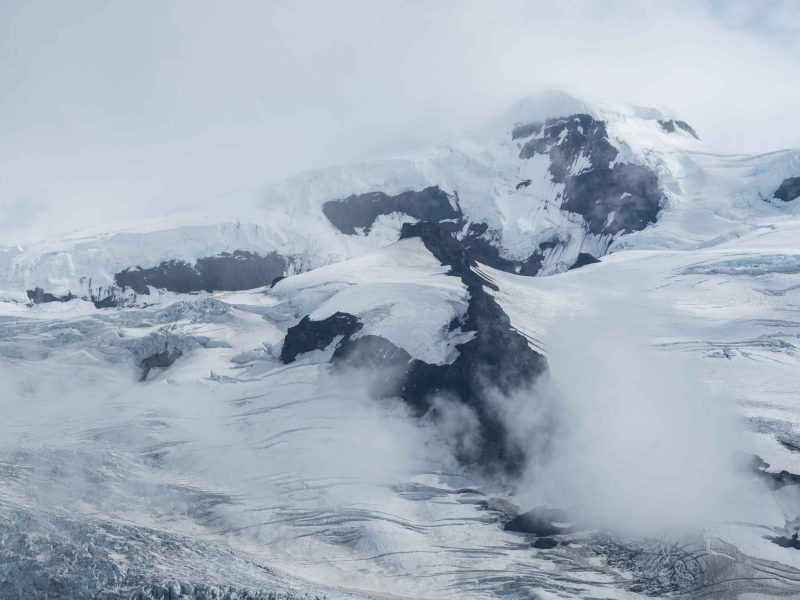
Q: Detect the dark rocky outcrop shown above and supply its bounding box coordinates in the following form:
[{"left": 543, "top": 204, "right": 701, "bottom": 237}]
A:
[
  {"left": 325, "top": 186, "right": 552, "bottom": 276},
  {"left": 562, "top": 163, "right": 662, "bottom": 234},
  {"left": 568, "top": 253, "right": 600, "bottom": 270},
  {"left": 322, "top": 186, "right": 461, "bottom": 235},
  {"left": 774, "top": 177, "right": 800, "bottom": 202},
  {"left": 532, "top": 537, "right": 559, "bottom": 549},
  {"left": 26, "top": 287, "right": 76, "bottom": 304},
  {"left": 658, "top": 119, "right": 699, "bottom": 139},
  {"left": 516, "top": 113, "right": 664, "bottom": 236},
  {"left": 91, "top": 292, "right": 127, "bottom": 309},
  {"left": 505, "top": 507, "right": 573, "bottom": 536},
  {"left": 511, "top": 122, "right": 543, "bottom": 140},
  {"left": 140, "top": 346, "right": 183, "bottom": 381},
  {"left": 770, "top": 533, "right": 800, "bottom": 550},
  {"left": 456, "top": 228, "right": 546, "bottom": 276},
  {"left": 26, "top": 284, "right": 137, "bottom": 309},
  {"left": 115, "top": 251, "right": 287, "bottom": 295},
  {"left": 322, "top": 133, "right": 655, "bottom": 275},
  {"left": 280, "top": 312, "right": 363, "bottom": 363},
  {"left": 745, "top": 454, "right": 800, "bottom": 490},
  {"left": 279, "top": 221, "right": 549, "bottom": 476},
  {"left": 518, "top": 114, "right": 618, "bottom": 178}
]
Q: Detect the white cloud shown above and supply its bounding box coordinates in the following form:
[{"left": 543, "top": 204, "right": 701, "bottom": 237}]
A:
[{"left": 0, "top": 0, "right": 797, "bottom": 242}]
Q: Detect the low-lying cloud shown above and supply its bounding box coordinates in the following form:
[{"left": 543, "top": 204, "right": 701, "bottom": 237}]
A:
[
  {"left": 508, "top": 315, "right": 749, "bottom": 536},
  {"left": 1, "top": 0, "right": 798, "bottom": 243}
]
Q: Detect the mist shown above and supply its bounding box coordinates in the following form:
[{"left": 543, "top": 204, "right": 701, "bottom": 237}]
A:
[
  {"left": 1, "top": 0, "right": 799, "bottom": 244},
  {"left": 504, "top": 312, "right": 750, "bottom": 536}
]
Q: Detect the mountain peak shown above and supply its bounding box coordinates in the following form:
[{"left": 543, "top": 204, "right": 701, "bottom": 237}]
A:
[{"left": 487, "top": 91, "right": 592, "bottom": 130}]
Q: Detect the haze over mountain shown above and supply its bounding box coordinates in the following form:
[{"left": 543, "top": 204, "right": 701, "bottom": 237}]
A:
[
  {"left": 2, "top": 0, "right": 799, "bottom": 244},
  {"left": 2, "top": 85, "right": 800, "bottom": 599}
]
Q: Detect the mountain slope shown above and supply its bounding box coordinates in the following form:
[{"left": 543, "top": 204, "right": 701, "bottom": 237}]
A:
[
  {"left": 4, "top": 91, "right": 799, "bottom": 306},
  {"left": 2, "top": 92, "right": 800, "bottom": 599}
]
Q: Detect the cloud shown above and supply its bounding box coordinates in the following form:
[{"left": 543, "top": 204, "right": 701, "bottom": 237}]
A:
[
  {"left": 507, "top": 308, "right": 750, "bottom": 535},
  {"left": 0, "top": 0, "right": 797, "bottom": 243}
]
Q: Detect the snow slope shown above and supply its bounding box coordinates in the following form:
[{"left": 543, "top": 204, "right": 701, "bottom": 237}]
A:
[{"left": 2, "top": 92, "right": 800, "bottom": 599}]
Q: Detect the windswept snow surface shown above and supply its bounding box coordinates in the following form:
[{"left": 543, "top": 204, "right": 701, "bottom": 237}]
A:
[{"left": 2, "top": 93, "right": 800, "bottom": 599}]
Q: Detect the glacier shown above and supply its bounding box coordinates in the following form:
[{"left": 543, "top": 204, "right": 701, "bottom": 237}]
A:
[{"left": 2, "top": 91, "right": 800, "bottom": 599}]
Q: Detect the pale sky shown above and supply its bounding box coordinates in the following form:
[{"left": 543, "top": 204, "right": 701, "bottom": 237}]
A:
[{"left": 1, "top": 0, "right": 798, "bottom": 243}]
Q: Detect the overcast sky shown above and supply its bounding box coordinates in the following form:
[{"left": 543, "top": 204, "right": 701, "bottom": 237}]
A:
[{"left": 1, "top": 0, "right": 798, "bottom": 243}]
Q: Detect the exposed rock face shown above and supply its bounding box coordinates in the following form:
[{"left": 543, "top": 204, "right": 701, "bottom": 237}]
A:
[
  {"left": 139, "top": 345, "right": 183, "bottom": 381},
  {"left": 453, "top": 222, "right": 547, "bottom": 276},
  {"left": 515, "top": 179, "right": 532, "bottom": 190},
  {"left": 505, "top": 507, "right": 573, "bottom": 536},
  {"left": 517, "top": 114, "right": 617, "bottom": 175},
  {"left": 279, "top": 312, "right": 363, "bottom": 363},
  {"left": 747, "top": 454, "right": 800, "bottom": 490},
  {"left": 30, "top": 250, "right": 288, "bottom": 308},
  {"left": 568, "top": 253, "right": 600, "bottom": 270},
  {"left": 511, "top": 122, "right": 543, "bottom": 140},
  {"left": 658, "top": 119, "right": 699, "bottom": 139},
  {"left": 280, "top": 221, "right": 549, "bottom": 477},
  {"left": 395, "top": 222, "right": 549, "bottom": 477},
  {"left": 322, "top": 186, "right": 554, "bottom": 276},
  {"left": 115, "top": 251, "right": 287, "bottom": 295},
  {"left": 515, "top": 113, "right": 664, "bottom": 236},
  {"left": 26, "top": 287, "right": 76, "bottom": 304},
  {"left": 774, "top": 177, "right": 800, "bottom": 202},
  {"left": 322, "top": 186, "right": 461, "bottom": 235},
  {"left": 770, "top": 534, "right": 800, "bottom": 550},
  {"left": 276, "top": 221, "right": 550, "bottom": 475},
  {"left": 533, "top": 537, "right": 560, "bottom": 549},
  {"left": 562, "top": 163, "right": 662, "bottom": 234},
  {"left": 25, "top": 284, "right": 137, "bottom": 309},
  {"left": 320, "top": 119, "right": 666, "bottom": 279}
]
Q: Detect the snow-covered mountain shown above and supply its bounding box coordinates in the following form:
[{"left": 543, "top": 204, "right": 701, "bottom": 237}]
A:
[
  {"left": 5, "top": 91, "right": 799, "bottom": 306},
  {"left": 3, "top": 91, "right": 800, "bottom": 599}
]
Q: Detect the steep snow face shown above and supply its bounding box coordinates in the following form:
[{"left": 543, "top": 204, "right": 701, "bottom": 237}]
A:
[{"left": 6, "top": 91, "right": 799, "bottom": 304}]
